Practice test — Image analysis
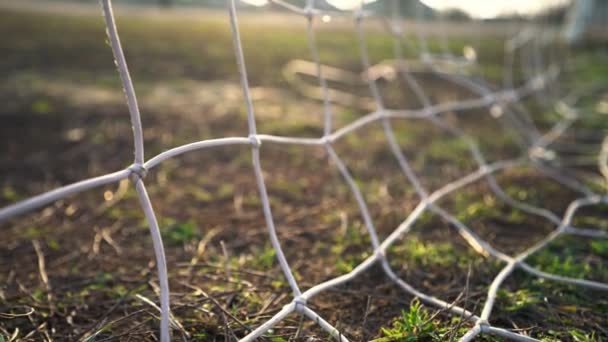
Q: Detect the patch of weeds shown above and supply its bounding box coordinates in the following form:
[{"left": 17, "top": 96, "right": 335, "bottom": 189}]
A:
[
  {"left": 161, "top": 219, "right": 199, "bottom": 246},
  {"left": 241, "top": 291, "right": 265, "bottom": 313},
  {"left": 495, "top": 268, "right": 608, "bottom": 340},
  {"left": 569, "top": 329, "right": 599, "bottom": 342},
  {"left": 187, "top": 187, "right": 213, "bottom": 203},
  {"left": 104, "top": 205, "right": 143, "bottom": 221},
  {"left": 497, "top": 288, "right": 542, "bottom": 312},
  {"left": 85, "top": 272, "right": 114, "bottom": 292},
  {"left": 425, "top": 137, "right": 473, "bottom": 168},
  {"left": 376, "top": 299, "right": 440, "bottom": 341},
  {"left": 46, "top": 238, "right": 60, "bottom": 251},
  {"left": 374, "top": 299, "right": 495, "bottom": 341},
  {"left": 457, "top": 195, "right": 501, "bottom": 222},
  {"left": 503, "top": 183, "right": 554, "bottom": 208},
  {"left": 264, "top": 330, "right": 288, "bottom": 342},
  {"left": 250, "top": 244, "right": 276, "bottom": 271},
  {"left": 272, "top": 177, "right": 306, "bottom": 200},
  {"left": 270, "top": 278, "right": 287, "bottom": 291},
  {"left": 359, "top": 179, "right": 395, "bottom": 206},
  {"left": 32, "top": 288, "right": 46, "bottom": 302},
  {"left": 389, "top": 235, "right": 476, "bottom": 269},
  {"left": 217, "top": 183, "right": 235, "bottom": 200},
  {"left": 31, "top": 98, "right": 53, "bottom": 114},
  {"left": 449, "top": 188, "right": 534, "bottom": 230},
  {"left": 527, "top": 236, "right": 607, "bottom": 282},
  {"left": 450, "top": 192, "right": 501, "bottom": 223},
  {"left": 334, "top": 255, "right": 364, "bottom": 273},
  {"left": 2, "top": 185, "right": 20, "bottom": 201},
  {"left": 331, "top": 224, "right": 371, "bottom": 273},
  {"left": 270, "top": 337, "right": 288, "bottom": 342},
  {"left": 591, "top": 240, "right": 608, "bottom": 255},
  {"left": 242, "top": 192, "right": 262, "bottom": 207},
  {"left": 571, "top": 210, "right": 608, "bottom": 232},
  {"left": 339, "top": 108, "right": 368, "bottom": 127},
  {"left": 24, "top": 226, "right": 45, "bottom": 239},
  {"left": 191, "top": 331, "right": 210, "bottom": 341},
  {"left": 538, "top": 330, "right": 562, "bottom": 342},
  {"left": 412, "top": 210, "right": 436, "bottom": 227}
]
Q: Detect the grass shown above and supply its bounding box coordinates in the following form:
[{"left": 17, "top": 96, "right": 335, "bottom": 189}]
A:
[
  {"left": 376, "top": 299, "right": 449, "bottom": 341},
  {"left": 1, "top": 3, "right": 608, "bottom": 342}
]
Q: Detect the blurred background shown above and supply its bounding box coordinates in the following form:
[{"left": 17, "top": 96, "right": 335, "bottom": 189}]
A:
[{"left": 1, "top": 0, "right": 607, "bottom": 341}]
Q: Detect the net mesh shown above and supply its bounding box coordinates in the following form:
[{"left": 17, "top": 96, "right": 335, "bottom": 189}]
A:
[{"left": 1, "top": 0, "right": 607, "bottom": 341}]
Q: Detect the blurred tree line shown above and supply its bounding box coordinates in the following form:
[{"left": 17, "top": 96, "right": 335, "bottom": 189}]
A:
[{"left": 37, "top": 0, "right": 436, "bottom": 16}]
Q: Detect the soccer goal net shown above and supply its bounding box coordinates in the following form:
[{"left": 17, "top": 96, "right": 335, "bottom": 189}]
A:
[{"left": 1, "top": 0, "right": 607, "bottom": 341}]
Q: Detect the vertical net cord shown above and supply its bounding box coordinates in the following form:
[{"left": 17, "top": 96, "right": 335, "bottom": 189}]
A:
[
  {"left": 502, "top": 33, "right": 545, "bottom": 142},
  {"left": 437, "top": 10, "right": 452, "bottom": 59},
  {"left": 304, "top": 0, "right": 333, "bottom": 137},
  {"left": 504, "top": 22, "right": 553, "bottom": 139},
  {"left": 100, "top": 0, "right": 144, "bottom": 165},
  {"left": 227, "top": 0, "right": 302, "bottom": 300},
  {"left": 414, "top": 0, "right": 430, "bottom": 62},
  {"left": 100, "top": 1, "right": 170, "bottom": 341}
]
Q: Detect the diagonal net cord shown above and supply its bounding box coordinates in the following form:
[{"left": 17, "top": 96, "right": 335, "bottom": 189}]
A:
[{"left": 1, "top": 1, "right": 607, "bottom": 341}]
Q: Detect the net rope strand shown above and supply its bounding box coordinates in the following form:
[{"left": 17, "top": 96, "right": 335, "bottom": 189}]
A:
[
  {"left": 101, "top": 2, "right": 171, "bottom": 341},
  {"left": 0, "top": 1, "right": 606, "bottom": 341}
]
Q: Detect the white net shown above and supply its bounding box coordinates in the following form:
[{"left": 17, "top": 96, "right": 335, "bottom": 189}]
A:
[{"left": 1, "top": 0, "right": 607, "bottom": 341}]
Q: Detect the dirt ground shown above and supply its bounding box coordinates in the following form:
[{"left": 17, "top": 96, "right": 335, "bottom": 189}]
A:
[{"left": 0, "top": 4, "right": 607, "bottom": 342}]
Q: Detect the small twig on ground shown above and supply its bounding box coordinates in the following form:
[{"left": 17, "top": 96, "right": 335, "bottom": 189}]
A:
[
  {"left": 187, "top": 226, "right": 221, "bottom": 278},
  {"left": 77, "top": 281, "right": 148, "bottom": 341},
  {"left": 32, "top": 240, "right": 54, "bottom": 313},
  {"left": 178, "top": 281, "right": 272, "bottom": 342},
  {"left": 135, "top": 294, "right": 190, "bottom": 340},
  {"left": 293, "top": 313, "right": 305, "bottom": 340},
  {"left": 220, "top": 240, "right": 231, "bottom": 280},
  {"left": 450, "top": 263, "right": 472, "bottom": 341}
]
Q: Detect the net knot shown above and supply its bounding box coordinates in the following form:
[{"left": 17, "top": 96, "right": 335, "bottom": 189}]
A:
[
  {"left": 304, "top": 6, "right": 317, "bottom": 21},
  {"left": 128, "top": 163, "right": 148, "bottom": 181},
  {"left": 478, "top": 319, "right": 490, "bottom": 333},
  {"left": 556, "top": 101, "right": 578, "bottom": 120},
  {"left": 293, "top": 296, "right": 307, "bottom": 312},
  {"left": 421, "top": 108, "right": 434, "bottom": 118},
  {"left": 421, "top": 53, "right": 433, "bottom": 64},
  {"left": 483, "top": 95, "right": 496, "bottom": 105},
  {"left": 529, "top": 146, "right": 555, "bottom": 161},
  {"left": 374, "top": 248, "right": 386, "bottom": 260},
  {"left": 321, "top": 135, "right": 333, "bottom": 146},
  {"left": 249, "top": 134, "right": 262, "bottom": 149},
  {"left": 479, "top": 165, "right": 490, "bottom": 174},
  {"left": 353, "top": 9, "right": 366, "bottom": 22},
  {"left": 500, "top": 90, "right": 516, "bottom": 102},
  {"left": 531, "top": 76, "right": 545, "bottom": 90},
  {"left": 390, "top": 23, "right": 403, "bottom": 37}
]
